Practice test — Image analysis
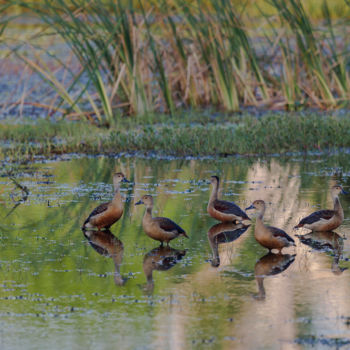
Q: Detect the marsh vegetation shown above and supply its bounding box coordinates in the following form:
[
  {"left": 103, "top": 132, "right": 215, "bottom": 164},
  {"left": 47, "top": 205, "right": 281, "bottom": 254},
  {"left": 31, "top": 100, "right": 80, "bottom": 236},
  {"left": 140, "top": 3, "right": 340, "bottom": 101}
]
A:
[
  {"left": 1, "top": 112, "right": 350, "bottom": 160},
  {"left": 1, "top": 2, "right": 350, "bottom": 349},
  {"left": 1, "top": 0, "right": 350, "bottom": 127}
]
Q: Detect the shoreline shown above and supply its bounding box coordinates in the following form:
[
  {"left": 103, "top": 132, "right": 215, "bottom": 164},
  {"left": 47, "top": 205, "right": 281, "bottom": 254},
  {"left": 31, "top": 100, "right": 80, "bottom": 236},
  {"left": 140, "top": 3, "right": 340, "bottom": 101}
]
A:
[{"left": 1, "top": 112, "right": 350, "bottom": 161}]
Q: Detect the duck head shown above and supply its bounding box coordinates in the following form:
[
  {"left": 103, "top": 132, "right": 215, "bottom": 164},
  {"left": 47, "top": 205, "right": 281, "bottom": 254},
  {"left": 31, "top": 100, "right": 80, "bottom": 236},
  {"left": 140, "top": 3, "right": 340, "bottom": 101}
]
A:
[
  {"left": 246, "top": 200, "right": 266, "bottom": 212},
  {"left": 331, "top": 185, "right": 348, "bottom": 198},
  {"left": 113, "top": 172, "right": 130, "bottom": 186},
  {"left": 210, "top": 176, "right": 220, "bottom": 186},
  {"left": 135, "top": 194, "right": 154, "bottom": 207}
]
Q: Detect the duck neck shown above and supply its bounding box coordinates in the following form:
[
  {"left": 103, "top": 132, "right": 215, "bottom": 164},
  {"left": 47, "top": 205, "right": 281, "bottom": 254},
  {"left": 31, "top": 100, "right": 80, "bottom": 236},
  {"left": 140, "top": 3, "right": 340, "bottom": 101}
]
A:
[
  {"left": 144, "top": 205, "right": 153, "bottom": 221},
  {"left": 210, "top": 182, "right": 219, "bottom": 203},
  {"left": 112, "top": 182, "right": 122, "bottom": 205},
  {"left": 143, "top": 263, "right": 154, "bottom": 284},
  {"left": 111, "top": 240, "right": 124, "bottom": 285},
  {"left": 113, "top": 260, "right": 123, "bottom": 286},
  {"left": 257, "top": 206, "right": 266, "bottom": 221},
  {"left": 333, "top": 195, "right": 343, "bottom": 218},
  {"left": 255, "top": 206, "right": 266, "bottom": 234},
  {"left": 208, "top": 235, "right": 220, "bottom": 265},
  {"left": 256, "top": 277, "right": 266, "bottom": 299}
]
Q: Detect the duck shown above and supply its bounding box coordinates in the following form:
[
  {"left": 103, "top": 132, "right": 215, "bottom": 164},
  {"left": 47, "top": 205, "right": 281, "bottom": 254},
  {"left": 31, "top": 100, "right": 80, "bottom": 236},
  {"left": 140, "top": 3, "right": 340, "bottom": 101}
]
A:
[
  {"left": 207, "top": 222, "right": 250, "bottom": 267},
  {"left": 254, "top": 252, "right": 296, "bottom": 300},
  {"left": 135, "top": 195, "right": 188, "bottom": 245},
  {"left": 297, "top": 231, "right": 347, "bottom": 275},
  {"left": 143, "top": 246, "right": 186, "bottom": 292},
  {"left": 83, "top": 228, "right": 125, "bottom": 285},
  {"left": 246, "top": 200, "right": 295, "bottom": 252},
  {"left": 294, "top": 185, "right": 348, "bottom": 232},
  {"left": 82, "top": 172, "right": 130, "bottom": 230},
  {"left": 207, "top": 176, "right": 250, "bottom": 223}
]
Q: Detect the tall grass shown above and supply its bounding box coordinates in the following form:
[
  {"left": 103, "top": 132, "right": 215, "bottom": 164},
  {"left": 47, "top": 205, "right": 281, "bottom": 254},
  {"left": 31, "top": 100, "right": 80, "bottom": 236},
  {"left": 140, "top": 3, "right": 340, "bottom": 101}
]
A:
[{"left": 2, "top": 0, "right": 350, "bottom": 123}]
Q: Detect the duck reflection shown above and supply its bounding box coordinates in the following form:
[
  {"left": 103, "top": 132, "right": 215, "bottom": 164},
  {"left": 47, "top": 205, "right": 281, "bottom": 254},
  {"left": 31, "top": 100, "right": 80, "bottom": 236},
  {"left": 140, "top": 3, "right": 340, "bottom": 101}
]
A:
[
  {"left": 207, "top": 222, "right": 250, "bottom": 267},
  {"left": 143, "top": 246, "right": 186, "bottom": 292},
  {"left": 83, "top": 229, "right": 126, "bottom": 286},
  {"left": 254, "top": 253, "right": 296, "bottom": 300},
  {"left": 297, "top": 231, "right": 347, "bottom": 275}
]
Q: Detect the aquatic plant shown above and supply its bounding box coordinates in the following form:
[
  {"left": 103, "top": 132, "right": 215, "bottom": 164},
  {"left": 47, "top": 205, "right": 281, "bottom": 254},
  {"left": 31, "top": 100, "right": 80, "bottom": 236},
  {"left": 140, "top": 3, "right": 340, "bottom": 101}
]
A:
[
  {"left": 1, "top": 112, "right": 350, "bottom": 159},
  {"left": 1, "top": 0, "right": 350, "bottom": 122}
]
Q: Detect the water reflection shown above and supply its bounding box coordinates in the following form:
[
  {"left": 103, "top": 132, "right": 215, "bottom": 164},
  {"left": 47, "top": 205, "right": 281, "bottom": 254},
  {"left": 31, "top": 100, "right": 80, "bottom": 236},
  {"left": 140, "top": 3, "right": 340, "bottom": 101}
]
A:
[
  {"left": 297, "top": 231, "right": 347, "bottom": 275},
  {"left": 2, "top": 156, "right": 350, "bottom": 349},
  {"left": 207, "top": 223, "right": 250, "bottom": 267},
  {"left": 83, "top": 229, "right": 126, "bottom": 285},
  {"left": 143, "top": 246, "right": 186, "bottom": 292},
  {"left": 254, "top": 253, "right": 296, "bottom": 300}
]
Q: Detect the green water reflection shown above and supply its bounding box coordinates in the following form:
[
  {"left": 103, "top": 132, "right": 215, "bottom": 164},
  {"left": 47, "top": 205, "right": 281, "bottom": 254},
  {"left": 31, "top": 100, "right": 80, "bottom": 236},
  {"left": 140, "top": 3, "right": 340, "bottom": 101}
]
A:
[{"left": 1, "top": 155, "right": 350, "bottom": 349}]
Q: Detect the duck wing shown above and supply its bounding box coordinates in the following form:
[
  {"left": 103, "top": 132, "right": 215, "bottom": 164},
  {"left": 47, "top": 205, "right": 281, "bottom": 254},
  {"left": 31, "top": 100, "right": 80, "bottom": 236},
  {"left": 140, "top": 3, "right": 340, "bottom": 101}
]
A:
[
  {"left": 213, "top": 199, "right": 250, "bottom": 219},
  {"left": 83, "top": 234, "right": 109, "bottom": 256},
  {"left": 215, "top": 225, "right": 250, "bottom": 244},
  {"left": 268, "top": 226, "right": 295, "bottom": 243},
  {"left": 84, "top": 202, "right": 109, "bottom": 225},
  {"left": 298, "top": 210, "right": 335, "bottom": 226},
  {"left": 154, "top": 217, "right": 186, "bottom": 235}
]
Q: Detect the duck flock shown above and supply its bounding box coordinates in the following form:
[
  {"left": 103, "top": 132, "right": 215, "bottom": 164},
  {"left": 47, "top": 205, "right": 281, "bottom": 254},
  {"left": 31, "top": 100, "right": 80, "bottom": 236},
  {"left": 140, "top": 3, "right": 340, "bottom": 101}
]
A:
[{"left": 82, "top": 172, "right": 347, "bottom": 290}]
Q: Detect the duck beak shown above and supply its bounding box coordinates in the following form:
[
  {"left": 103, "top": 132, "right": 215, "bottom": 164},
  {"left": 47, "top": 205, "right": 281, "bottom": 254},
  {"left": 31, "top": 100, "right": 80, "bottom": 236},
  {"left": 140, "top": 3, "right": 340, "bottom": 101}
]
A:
[
  {"left": 342, "top": 189, "right": 349, "bottom": 195},
  {"left": 135, "top": 200, "right": 143, "bottom": 206},
  {"left": 122, "top": 178, "right": 130, "bottom": 183},
  {"left": 245, "top": 204, "right": 255, "bottom": 211}
]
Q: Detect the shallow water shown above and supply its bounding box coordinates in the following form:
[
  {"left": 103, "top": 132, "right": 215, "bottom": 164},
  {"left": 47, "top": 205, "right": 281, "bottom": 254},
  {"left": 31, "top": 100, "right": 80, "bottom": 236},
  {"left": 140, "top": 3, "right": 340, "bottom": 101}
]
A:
[{"left": 1, "top": 155, "right": 350, "bottom": 349}]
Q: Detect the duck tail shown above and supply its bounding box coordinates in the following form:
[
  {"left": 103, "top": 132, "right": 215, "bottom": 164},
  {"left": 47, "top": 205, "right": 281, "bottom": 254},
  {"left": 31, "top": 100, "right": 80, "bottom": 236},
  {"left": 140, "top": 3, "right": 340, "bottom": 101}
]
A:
[
  {"left": 82, "top": 219, "right": 88, "bottom": 230},
  {"left": 181, "top": 231, "right": 189, "bottom": 238},
  {"left": 243, "top": 213, "right": 251, "bottom": 221},
  {"left": 82, "top": 218, "right": 93, "bottom": 231},
  {"left": 293, "top": 223, "right": 303, "bottom": 230}
]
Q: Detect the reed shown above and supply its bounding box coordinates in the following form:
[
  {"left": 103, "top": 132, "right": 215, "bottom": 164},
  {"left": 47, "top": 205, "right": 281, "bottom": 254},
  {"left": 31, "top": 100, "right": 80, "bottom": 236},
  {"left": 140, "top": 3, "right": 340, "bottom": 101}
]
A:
[{"left": 1, "top": 0, "right": 350, "bottom": 123}]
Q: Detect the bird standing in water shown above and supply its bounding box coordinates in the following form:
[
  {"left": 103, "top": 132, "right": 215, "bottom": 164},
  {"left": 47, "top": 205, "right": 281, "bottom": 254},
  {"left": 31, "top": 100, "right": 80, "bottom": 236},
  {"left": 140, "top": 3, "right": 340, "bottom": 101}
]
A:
[
  {"left": 135, "top": 195, "right": 188, "bottom": 245},
  {"left": 207, "top": 176, "right": 250, "bottom": 223},
  {"left": 246, "top": 200, "right": 295, "bottom": 253},
  {"left": 294, "top": 185, "right": 347, "bottom": 232},
  {"left": 83, "top": 172, "right": 130, "bottom": 230}
]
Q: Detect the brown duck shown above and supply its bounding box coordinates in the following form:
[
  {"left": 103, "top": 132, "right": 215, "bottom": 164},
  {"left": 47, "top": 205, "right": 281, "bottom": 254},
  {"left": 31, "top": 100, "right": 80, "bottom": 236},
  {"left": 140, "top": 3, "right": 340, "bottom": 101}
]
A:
[
  {"left": 294, "top": 185, "right": 347, "bottom": 232},
  {"left": 297, "top": 231, "right": 347, "bottom": 275},
  {"left": 207, "top": 176, "right": 250, "bottom": 223},
  {"left": 143, "top": 246, "right": 186, "bottom": 292},
  {"left": 254, "top": 252, "right": 296, "bottom": 300},
  {"left": 207, "top": 222, "right": 250, "bottom": 267},
  {"left": 135, "top": 195, "right": 188, "bottom": 245},
  {"left": 246, "top": 200, "right": 295, "bottom": 252},
  {"left": 83, "top": 228, "right": 125, "bottom": 285},
  {"left": 83, "top": 172, "right": 130, "bottom": 230}
]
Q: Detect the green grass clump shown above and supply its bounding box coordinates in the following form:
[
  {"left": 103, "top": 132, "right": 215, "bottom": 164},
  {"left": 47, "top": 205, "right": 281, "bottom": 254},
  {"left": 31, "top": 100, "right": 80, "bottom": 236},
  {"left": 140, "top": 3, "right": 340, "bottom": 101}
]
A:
[
  {"left": 1, "top": 113, "right": 350, "bottom": 160},
  {"left": 2, "top": 0, "right": 350, "bottom": 124}
]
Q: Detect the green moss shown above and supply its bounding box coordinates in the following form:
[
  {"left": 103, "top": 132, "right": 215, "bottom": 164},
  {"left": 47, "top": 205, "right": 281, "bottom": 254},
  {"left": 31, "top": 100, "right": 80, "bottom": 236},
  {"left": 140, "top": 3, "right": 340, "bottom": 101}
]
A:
[{"left": 1, "top": 112, "right": 350, "bottom": 160}]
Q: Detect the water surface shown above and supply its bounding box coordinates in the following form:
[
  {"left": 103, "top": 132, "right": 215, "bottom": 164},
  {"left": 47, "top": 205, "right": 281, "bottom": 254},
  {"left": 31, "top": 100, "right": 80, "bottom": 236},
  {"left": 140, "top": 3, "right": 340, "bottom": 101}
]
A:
[{"left": 1, "top": 155, "right": 350, "bottom": 349}]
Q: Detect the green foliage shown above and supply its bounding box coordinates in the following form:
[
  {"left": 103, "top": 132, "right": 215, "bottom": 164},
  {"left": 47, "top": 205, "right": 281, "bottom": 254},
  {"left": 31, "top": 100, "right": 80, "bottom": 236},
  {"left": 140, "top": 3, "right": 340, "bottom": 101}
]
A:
[
  {"left": 1, "top": 0, "right": 350, "bottom": 123},
  {"left": 1, "top": 113, "right": 350, "bottom": 159}
]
